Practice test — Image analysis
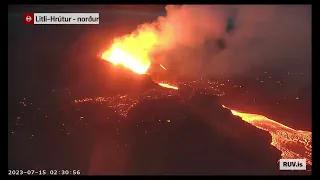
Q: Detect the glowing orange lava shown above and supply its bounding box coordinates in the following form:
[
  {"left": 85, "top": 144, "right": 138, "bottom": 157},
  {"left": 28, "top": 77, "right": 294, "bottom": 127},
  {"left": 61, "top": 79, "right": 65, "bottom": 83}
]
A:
[
  {"left": 222, "top": 105, "right": 312, "bottom": 165},
  {"left": 101, "top": 27, "right": 159, "bottom": 74},
  {"left": 160, "top": 64, "right": 166, "bottom": 70},
  {"left": 73, "top": 82, "right": 311, "bottom": 166},
  {"left": 158, "top": 83, "right": 179, "bottom": 90},
  {"left": 102, "top": 47, "right": 150, "bottom": 74},
  {"left": 100, "top": 27, "right": 311, "bottom": 166},
  {"left": 101, "top": 32, "right": 179, "bottom": 91}
]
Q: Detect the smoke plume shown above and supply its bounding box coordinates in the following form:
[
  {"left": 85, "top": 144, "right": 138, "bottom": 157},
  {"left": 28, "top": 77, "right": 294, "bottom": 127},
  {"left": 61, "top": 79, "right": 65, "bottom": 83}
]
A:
[{"left": 144, "top": 5, "right": 311, "bottom": 79}]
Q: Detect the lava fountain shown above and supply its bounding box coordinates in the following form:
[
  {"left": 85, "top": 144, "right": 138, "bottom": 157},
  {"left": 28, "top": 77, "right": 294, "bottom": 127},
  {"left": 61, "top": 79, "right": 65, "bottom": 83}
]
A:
[
  {"left": 101, "top": 26, "right": 159, "bottom": 75},
  {"left": 100, "top": 27, "right": 178, "bottom": 89}
]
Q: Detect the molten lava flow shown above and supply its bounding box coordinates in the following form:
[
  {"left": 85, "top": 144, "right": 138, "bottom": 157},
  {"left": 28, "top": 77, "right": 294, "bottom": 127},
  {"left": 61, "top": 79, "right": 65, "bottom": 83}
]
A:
[
  {"left": 160, "top": 64, "right": 166, "bottom": 70},
  {"left": 73, "top": 79, "right": 311, "bottom": 166},
  {"left": 158, "top": 83, "right": 179, "bottom": 90},
  {"left": 101, "top": 28, "right": 159, "bottom": 74},
  {"left": 222, "top": 105, "right": 312, "bottom": 165}
]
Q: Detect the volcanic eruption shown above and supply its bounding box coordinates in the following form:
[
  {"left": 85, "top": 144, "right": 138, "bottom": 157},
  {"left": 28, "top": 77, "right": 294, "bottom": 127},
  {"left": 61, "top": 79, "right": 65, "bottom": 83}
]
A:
[
  {"left": 100, "top": 24, "right": 178, "bottom": 90},
  {"left": 95, "top": 5, "right": 312, "bottom": 171},
  {"left": 8, "top": 5, "right": 311, "bottom": 175}
]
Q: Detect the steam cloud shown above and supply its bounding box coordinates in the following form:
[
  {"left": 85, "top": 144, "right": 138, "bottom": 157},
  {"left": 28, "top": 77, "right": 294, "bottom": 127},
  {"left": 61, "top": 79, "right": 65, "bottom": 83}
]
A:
[{"left": 143, "top": 5, "right": 311, "bottom": 79}]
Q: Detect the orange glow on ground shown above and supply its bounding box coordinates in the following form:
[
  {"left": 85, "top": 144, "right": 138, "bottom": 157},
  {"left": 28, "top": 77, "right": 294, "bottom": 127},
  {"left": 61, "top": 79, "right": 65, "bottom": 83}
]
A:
[
  {"left": 222, "top": 105, "right": 312, "bottom": 165},
  {"left": 158, "top": 83, "right": 179, "bottom": 90}
]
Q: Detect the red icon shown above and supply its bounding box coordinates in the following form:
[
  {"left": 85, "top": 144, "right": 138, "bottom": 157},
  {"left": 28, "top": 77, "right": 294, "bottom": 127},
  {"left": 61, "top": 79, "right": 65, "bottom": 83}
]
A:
[{"left": 24, "top": 13, "right": 34, "bottom": 24}]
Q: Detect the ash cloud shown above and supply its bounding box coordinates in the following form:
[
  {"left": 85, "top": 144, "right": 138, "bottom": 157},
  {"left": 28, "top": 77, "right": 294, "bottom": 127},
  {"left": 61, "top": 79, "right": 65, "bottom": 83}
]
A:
[{"left": 151, "top": 5, "right": 311, "bottom": 80}]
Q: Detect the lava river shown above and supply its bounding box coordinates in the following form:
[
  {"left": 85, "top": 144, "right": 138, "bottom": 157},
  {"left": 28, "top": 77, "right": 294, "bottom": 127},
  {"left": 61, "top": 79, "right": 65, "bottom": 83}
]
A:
[
  {"left": 222, "top": 105, "right": 312, "bottom": 165},
  {"left": 74, "top": 85, "right": 312, "bottom": 166},
  {"left": 98, "top": 26, "right": 312, "bottom": 167}
]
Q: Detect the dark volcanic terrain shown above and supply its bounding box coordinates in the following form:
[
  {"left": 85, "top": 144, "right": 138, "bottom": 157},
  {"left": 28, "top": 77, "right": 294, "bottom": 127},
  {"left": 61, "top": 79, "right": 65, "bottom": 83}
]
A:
[
  {"left": 8, "top": 5, "right": 311, "bottom": 175},
  {"left": 8, "top": 86, "right": 282, "bottom": 175}
]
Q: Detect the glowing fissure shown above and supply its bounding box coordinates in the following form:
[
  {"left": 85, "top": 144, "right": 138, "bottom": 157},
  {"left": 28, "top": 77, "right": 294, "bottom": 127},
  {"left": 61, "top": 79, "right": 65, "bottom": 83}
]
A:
[
  {"left": 158, "top": 83, "right": 179, "bottom": 90},
  {"left": 160, "top": 64, "right": 166, "bottom": 70}
]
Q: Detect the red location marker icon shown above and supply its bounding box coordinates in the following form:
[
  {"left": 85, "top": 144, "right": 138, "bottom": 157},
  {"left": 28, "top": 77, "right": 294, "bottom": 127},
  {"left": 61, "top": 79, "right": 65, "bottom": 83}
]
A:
[{"left": 24, "top": 13, "right": 34, "bottom": 24}]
